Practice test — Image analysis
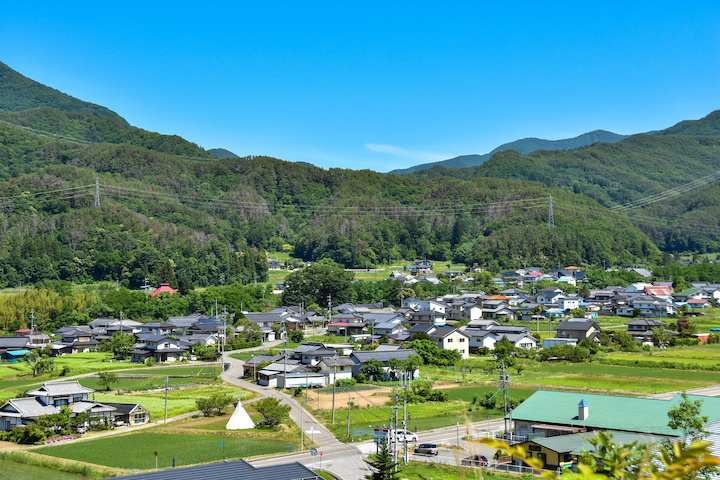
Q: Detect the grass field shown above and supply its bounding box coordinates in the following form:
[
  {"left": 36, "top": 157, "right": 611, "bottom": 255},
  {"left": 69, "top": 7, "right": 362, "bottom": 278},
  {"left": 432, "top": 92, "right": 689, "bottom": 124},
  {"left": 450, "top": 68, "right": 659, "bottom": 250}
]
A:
[
  {"left": 93, "top": 384, "right": 253, "bottom": 419},
  {"left": 35, "top": 432, "right": 295, "bottom": 469},
  {"left": 401, "top": 461, "right": 517, "bottom": 480}
]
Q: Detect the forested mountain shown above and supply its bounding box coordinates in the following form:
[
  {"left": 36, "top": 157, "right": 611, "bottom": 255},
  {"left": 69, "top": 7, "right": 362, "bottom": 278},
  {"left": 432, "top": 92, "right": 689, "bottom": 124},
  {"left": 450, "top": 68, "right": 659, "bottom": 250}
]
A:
[
  {"left": 0, "top": 61, "right": 123, "bottom": 120},
  {"left": 408, "top": 111, "right": 720, "bottom": 253},
  {"left": 388, "top": 129, "right": 628, "bottom": 175},
  {"left": 0, "top": 115, "right": 658, "bottom": 288},
  {"left": 0, "top": 61, "right": 701, "bottom": 291},
  {"left": 209, "top": 148, "right": 240, "bottom": 159}
]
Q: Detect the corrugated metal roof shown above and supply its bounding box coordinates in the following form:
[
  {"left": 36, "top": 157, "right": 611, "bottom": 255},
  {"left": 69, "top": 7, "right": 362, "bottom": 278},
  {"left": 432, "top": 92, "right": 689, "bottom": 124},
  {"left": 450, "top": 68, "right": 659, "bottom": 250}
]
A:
[
  {"left": 511, "top": 390, "right": 720, "bottom": 436},
  {"left": 113, "top": 459, "right": 321, "bottom": 480}
]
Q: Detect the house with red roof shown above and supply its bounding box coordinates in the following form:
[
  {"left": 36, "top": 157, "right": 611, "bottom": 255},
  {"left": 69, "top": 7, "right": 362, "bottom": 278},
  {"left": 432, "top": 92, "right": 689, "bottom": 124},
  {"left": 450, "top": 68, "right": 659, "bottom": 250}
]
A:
[{"left": 149, "top": 283, "right": 177, "bottom": 297}]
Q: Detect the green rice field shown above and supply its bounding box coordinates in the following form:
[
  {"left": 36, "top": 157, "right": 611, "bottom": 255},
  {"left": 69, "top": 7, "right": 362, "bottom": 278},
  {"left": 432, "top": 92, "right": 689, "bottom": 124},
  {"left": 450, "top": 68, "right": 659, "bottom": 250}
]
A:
[{"left": 35, "top": 432, "right": 295, "bottom": 469}]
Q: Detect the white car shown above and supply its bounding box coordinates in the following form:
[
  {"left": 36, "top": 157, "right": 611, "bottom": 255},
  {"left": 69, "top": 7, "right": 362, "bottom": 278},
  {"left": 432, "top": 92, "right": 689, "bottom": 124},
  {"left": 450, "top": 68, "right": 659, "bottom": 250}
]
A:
[{"left": 389, "top": 429, "right": 418, "bottom": 443}]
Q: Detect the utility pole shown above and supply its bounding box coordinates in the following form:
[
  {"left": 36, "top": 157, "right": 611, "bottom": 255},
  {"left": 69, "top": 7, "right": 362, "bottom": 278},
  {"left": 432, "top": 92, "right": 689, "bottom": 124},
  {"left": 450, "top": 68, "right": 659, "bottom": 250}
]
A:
[
  {"left": 29, "top": 310, "right": 36, "bottom": 337},
  {"left": 331, "top": 360, "right": 337, "bottom": 424},
  {"left": 347, "top": 395, "right": 353, "bottom": 439},
  {"left": 164, "top": 375, "right": 169, "bottom": 424},
  {"left": 500, "top": 360, "right": 511, "bottom": 440}
]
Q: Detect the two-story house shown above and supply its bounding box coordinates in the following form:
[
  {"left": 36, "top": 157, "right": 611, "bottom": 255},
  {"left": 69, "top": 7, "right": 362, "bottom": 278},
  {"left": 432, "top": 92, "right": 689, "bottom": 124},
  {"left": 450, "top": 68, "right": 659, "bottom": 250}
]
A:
[
  {"left": 427, "top": 326, "right": 470, "bottom": 359},
  {"left": 554, "top": 319, "right": 600, "bottom": 342}
]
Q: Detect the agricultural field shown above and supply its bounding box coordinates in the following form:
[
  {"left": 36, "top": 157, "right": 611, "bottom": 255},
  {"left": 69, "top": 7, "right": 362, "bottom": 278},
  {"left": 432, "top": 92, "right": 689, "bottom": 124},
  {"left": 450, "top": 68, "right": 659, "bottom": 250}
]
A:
[
  {"left": 604, "top": 344, "right": 720, "bottom": 368},
  {"left": 35, "top": 406, "right": 299, "bottom": 470},
  {"left": 93, "top": 384, "right": 253, "bottom": 419},
  {"left": 35, "top": 432, "right": 294, "bottom": 470},
  {"left": 0, "top": 358, "right": 224, "bottom": 403},
  {"left": 78, "top": 365, "right": 222, "bottom": 392}
]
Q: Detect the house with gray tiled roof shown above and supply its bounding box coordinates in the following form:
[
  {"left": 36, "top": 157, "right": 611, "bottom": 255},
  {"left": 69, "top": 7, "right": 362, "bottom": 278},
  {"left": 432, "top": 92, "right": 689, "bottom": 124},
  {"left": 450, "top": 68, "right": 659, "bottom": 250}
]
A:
[
  {"left": 554, "top": 319, "right": 600, "bottom": 342},
  {"left": 1, "top": 381, "right": 149, "bottom": 432},
  {"left": 428, "top": 326, "right": 469, "bottom": 359},
  {"left": 26, "top": 381, "right": 94, "bottom": 407},
  {"left": 111, "top": 458, "right": 321, "bottom": 480},
  {"left": 349, "top": 349, "right": 419, "bottom": 378}
]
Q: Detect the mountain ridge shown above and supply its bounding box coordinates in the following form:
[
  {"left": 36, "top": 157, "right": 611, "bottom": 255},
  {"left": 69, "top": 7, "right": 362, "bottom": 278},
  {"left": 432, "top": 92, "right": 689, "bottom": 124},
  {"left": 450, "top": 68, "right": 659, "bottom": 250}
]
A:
[
  {"left": 388, "top": 129, "right": 629, "bottom": 175},
  {"left": 0, "top": 61, "right": 125, "bottom": 121}
]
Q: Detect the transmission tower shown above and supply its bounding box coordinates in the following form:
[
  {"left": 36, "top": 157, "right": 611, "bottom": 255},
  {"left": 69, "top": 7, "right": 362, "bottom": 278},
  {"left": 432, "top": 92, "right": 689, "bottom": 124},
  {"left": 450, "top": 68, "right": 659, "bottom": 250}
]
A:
[
  {"left": 94, "top": 178, "right": 100, "bottom": 207},
  {"left": 547, "top": 195, "right": 554, "bottom": 229}
]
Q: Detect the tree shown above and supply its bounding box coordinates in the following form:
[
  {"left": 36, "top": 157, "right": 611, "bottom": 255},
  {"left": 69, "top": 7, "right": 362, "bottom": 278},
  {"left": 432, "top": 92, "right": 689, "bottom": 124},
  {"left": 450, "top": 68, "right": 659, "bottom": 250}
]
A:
[
  {"left": 360, "top": 359, "right": 385, "bottom": 381},
  {"left": 482, "top": 434, "right": 720, "bottom": 480},
  {"left": 365, "top": 443, "right": 401, "bottom": 480},
  {"left": 289, "top": 329, "right": 304, "bottom": 343},
  {"left": 256, "top": 397, "right": 291, "bottom": 427},
  {"left": 23, "top": 351, "right": 55, "bottom": 377},
  {"left": 98, "top": 371, "right": 119, "bottom": 391},
  {"left": 196, "top": 393, "right": 234, "bottom": 417},
  {"left": 493, "top": 336, "right": 516, "bottom": 365},
  {"left": 280, "top": 262, "right": 355, "bottom": 307},
  {"left": 668, "top": 393, "right": 709, "bottom": 443},
  {"left": 160, "top": 259, "right": 179, "bottom": 290},
  {"left": 101, "top": 331, "right": 135, "bottom": 360},
  {"left": 652, "top": 327, "right": 668, "bottom": 347}
]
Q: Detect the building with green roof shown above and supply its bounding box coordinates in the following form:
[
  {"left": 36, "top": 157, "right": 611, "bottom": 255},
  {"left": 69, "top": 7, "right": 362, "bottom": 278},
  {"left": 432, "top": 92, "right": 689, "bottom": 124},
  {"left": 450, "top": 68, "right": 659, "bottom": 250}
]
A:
[
  {"left": 516, "top": 430, "right": 665, "bottom": 471},
  {"left": 510, "top": 390, "right": 720, "bottom": 439}
]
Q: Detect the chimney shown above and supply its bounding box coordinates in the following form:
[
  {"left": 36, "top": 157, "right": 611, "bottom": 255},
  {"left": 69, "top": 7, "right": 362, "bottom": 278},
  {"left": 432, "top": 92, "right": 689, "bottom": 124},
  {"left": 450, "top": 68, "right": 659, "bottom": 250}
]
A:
[{"left": 578, "top": 399, "right": 588, "bottom": 420}]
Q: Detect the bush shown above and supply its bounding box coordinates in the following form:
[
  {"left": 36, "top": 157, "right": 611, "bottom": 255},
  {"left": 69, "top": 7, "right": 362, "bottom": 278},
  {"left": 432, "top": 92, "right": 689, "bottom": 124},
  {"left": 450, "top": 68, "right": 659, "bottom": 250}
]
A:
[
  {"left": 356, "top": 373, "right": 367, "bottom": 384},
  {"left": 196, "top": 393, "right": 234, "bottom": 416}
]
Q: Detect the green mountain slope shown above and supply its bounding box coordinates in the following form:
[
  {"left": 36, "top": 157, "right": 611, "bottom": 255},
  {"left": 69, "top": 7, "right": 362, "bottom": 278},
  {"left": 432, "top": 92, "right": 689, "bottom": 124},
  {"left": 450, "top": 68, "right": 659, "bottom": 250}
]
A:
[
  {"left": 0, "top": 61, "right": 124, "bottom": 120},
  {"left": 389, "top": 129, "right": 628, "bottom": 175},
  {"left": 0, "top": 118, "right": 659, "bottom": 288},
  {"left": 209, "top": 148, "right": 240, "bottom": 158},
  {"left": 0, "top": 107, "right": 213, "bottom": 160},
  {"left": 409, "top": 111, "right": 720, "bottom": 252},
  {"left": 656, "top": 110, "right": 720, "bottom": 136}
]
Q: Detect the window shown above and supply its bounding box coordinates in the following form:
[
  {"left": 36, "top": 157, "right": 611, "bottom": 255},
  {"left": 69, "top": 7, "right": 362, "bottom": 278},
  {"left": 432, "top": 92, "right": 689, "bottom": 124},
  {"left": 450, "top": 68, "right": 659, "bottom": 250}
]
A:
[
  {"left": 459, "top": 338, "right": 465, "bottom": 342},
  {"left": 447, "top": 338, "right": 453, "bottom": 343}
]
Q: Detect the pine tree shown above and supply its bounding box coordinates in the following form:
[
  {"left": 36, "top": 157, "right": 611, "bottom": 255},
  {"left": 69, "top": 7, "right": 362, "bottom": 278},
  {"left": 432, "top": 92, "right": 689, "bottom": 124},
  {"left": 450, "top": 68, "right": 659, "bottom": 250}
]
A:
[
  {"left": 159, "top": 260, "right": 179, "bottom": 290},
  {"left": 365, "top": 443, "right": 401, "bottom": 480}
]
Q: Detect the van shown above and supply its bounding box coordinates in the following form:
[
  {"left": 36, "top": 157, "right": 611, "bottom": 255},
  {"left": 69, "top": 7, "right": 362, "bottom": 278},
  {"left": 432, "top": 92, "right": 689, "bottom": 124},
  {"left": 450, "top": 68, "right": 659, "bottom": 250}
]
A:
[{"left": 414, "top": 443, "right": 439, "bottom": 455}]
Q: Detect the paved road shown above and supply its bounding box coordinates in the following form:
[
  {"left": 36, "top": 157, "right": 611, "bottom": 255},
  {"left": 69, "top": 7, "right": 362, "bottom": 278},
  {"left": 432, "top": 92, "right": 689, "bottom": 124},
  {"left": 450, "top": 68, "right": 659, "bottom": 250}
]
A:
[
  {"left": 220, "top": 349, "right": 524, "bottom": 479},
  {"left": 649, "top": 384, "right": 720, "bottom": 400}
]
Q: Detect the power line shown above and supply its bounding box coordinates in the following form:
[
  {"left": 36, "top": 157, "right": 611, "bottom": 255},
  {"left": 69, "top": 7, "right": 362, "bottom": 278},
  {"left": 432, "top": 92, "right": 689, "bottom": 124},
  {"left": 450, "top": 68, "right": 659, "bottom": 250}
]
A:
[{"left": 611, "top": 170, "right": 720, "bottom": 212}]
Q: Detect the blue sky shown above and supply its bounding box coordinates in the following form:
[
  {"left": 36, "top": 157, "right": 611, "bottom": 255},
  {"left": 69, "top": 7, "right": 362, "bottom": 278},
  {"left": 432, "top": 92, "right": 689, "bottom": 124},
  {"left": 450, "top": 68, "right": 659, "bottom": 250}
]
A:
[{"left": 3, "top": 2, "right": 720, "bottom": 172}]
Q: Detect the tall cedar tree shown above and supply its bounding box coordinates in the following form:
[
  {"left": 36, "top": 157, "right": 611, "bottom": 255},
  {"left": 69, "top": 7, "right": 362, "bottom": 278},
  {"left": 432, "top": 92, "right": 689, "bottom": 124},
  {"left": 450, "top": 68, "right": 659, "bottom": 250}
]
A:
[{"left": 159, "top": 260, "right": 179, "bottom": 290}]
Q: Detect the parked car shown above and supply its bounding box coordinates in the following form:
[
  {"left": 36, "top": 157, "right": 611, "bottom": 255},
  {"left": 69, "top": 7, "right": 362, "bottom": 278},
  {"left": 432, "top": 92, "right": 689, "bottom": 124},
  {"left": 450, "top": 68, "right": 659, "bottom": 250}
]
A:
[
  {"left": 414, "top": 443, "right": 439, "bottom": 455},
  {"left": 462, "top": 454, "right": 488, "bottom": 466},
  {"left": 390, "top": 429, "right": 418, "bottom": 443}
]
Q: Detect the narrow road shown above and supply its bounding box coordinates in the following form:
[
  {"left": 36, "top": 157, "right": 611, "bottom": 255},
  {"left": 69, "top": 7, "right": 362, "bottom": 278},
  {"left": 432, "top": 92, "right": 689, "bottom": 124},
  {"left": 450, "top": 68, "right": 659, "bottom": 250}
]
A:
[{"left": 221, "top": 351, "right": 514, "bottom": 480}]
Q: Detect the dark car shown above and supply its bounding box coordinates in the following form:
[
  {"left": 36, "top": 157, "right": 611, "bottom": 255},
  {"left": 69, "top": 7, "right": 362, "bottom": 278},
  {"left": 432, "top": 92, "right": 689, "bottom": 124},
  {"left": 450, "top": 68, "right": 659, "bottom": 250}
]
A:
[{"left": 462, "top": 454, "right": 488, "bottom": 466}]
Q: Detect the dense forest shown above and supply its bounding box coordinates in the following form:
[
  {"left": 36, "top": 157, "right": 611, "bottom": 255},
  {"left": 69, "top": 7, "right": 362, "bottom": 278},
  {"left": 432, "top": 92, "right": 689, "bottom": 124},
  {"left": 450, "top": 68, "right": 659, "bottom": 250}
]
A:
[{"left": 0, "top": 60, "right": 717, "bottom": 293}]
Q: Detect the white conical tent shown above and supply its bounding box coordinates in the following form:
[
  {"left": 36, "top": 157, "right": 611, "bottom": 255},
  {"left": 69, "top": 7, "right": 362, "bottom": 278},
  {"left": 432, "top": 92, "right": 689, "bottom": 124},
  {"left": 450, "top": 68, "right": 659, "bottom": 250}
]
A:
[{"left": 225, "top": 401, "right": 255, "bottom": 430}]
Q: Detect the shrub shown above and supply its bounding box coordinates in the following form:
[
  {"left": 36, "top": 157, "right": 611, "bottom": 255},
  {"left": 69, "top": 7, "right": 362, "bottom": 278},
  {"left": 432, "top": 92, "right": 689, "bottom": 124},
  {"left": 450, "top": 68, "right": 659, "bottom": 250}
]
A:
[
  {"left": 196, "top": 393, "right": 234, "bottom": 417},
  {"left": 336, "top": 378, "right": 357, "bottom": 387}
]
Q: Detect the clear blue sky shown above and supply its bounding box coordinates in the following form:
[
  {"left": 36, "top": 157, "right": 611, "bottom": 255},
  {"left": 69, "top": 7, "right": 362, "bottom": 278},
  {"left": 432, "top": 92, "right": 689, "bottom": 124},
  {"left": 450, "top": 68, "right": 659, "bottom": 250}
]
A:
[{"left": 3, "top": 2, "right": 720, "bottom": 172}]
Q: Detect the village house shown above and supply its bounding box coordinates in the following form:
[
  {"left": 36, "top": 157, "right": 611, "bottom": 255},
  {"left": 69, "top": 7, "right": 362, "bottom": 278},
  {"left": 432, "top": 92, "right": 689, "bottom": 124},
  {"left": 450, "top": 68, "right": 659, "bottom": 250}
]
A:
[
  {"left": 427, "top": 326, "right": 470, "bottom": 359},
  {"left": 554, "top": 319, "right": 601, "bottom": 343}
]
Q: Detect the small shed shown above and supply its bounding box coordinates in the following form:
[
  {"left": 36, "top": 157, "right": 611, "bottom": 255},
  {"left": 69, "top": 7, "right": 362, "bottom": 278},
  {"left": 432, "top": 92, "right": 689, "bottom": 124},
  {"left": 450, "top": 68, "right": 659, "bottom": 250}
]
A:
[
  {"left": 2, "top": 350, "right": 29, "bottom": 363},
  {"left": 276, "top": 373, "right": 327, "bottom": 389}
]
